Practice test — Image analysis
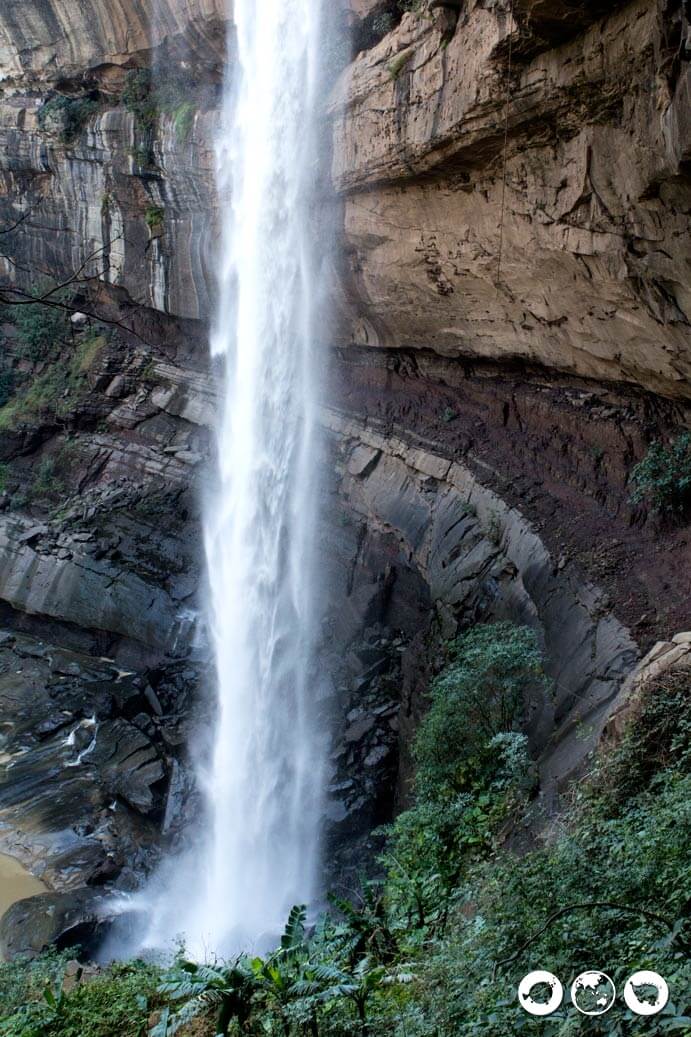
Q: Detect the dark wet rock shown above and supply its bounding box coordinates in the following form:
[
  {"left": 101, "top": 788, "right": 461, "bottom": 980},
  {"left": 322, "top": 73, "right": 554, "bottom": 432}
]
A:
[
  {"left": 0, "top": 629, "right": 206, "bottom": 931},
  {"left": 0, "top": 888, "right": 109, "bottom": 960}
]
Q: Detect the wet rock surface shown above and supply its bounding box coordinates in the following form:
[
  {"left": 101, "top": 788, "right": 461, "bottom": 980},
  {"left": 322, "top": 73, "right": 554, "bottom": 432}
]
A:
[{"left": 0, "top": 628, "right": 207, "bottom": 957}]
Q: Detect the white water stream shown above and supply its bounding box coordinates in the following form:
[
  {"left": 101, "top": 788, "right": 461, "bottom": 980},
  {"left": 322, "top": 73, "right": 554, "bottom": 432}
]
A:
[{"left": 143, "top": 0, "right": 326, "bottom": 956}]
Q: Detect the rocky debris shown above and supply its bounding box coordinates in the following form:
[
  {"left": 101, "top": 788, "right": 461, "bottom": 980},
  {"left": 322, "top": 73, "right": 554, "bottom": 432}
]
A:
[
  {"left": 322, "top": 627, "right": 404, "bottom": 890},
  {"left": 0, "top": 629, "right": 207, "bottom": 957},
  {"left": 602, "top": 632, "right": 691, "bottom": 744}
]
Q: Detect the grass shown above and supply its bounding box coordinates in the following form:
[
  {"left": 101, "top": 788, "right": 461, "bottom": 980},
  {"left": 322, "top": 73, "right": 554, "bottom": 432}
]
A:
[{"left": 0, "top": 332, "right": 106, "bottom": 430}]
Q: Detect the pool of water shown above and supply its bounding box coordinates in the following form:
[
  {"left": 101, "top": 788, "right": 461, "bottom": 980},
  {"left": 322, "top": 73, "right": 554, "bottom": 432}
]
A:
[{"left": 0, "top": 853, "right": 45, "bottom": 924}]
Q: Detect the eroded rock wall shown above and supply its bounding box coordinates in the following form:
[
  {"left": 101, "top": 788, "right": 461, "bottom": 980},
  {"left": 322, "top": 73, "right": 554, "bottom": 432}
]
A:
[{"left": 330, "top": 0, "right": 691, "bottom": 399}]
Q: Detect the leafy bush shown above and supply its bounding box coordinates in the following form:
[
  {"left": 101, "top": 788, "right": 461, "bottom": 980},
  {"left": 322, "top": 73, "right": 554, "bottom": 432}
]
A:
[
  {"left": 0, "top": 624, "right": 688, "bottom": 1037},
  {"left": 388, "top": 50, "right": 413, "bottom": 80},
  {"left": 629, "top": 433, "right": 691, "bottom": 515},
  {"left": 122, "top": 69, "right": 158, "bottom": 131},
  {"left": 145, "top": 207, "right": 165, "bottom": 233},
  {"left": 38, "top": 95, "right": 100, "bottom": 144},
  {"left": 14, "top": 303, "right": 70, "bottom": 362},
  {"left": 171, "top": 102, "right": 195, "bottom": 143},
  {"left": 122, "top": 68, "right": 198, "bottom": 144},
  {"left": 0, "top": 958, "right": 160, "bottom": 1037},
  {"left": 414, "top": 622, "right": 545, "bottom": 799}
]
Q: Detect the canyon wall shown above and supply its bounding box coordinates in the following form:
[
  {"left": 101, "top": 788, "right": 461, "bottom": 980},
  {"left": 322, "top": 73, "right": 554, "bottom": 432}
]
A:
[{"left": 0, "top": 0, "right": 689, "bottom": 950}]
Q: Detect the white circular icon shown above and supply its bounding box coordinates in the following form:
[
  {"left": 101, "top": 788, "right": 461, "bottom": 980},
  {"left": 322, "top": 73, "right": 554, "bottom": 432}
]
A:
[
  {"left": 571, "top": 971, "right": 616, "bottom": 1016},
  {"left": 518, "top": 971, "right": 564, "bottom": 1016},
  {"left": 623, "top": 971, "right": 669, "bottom": 1016}
]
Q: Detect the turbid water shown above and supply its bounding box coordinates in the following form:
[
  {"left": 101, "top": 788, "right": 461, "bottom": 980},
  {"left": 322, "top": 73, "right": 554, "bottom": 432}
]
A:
[
  {"left": 142, "top": 0, "right": 326, "bottom": 957},
  {"left": 0, "top": 853, "right": 45, "bottom": 930}
]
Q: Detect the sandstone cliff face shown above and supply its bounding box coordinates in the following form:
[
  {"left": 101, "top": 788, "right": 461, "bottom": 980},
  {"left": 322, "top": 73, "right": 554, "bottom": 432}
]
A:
[
  {"left": 0, "top": 0, "right": 227, "bottom": 323},
  {"left": 0, "top": 0, "right": 225, "bottom": 85},
  {"left": 331, "top": 0, "right": 691, "bottom": 400}
]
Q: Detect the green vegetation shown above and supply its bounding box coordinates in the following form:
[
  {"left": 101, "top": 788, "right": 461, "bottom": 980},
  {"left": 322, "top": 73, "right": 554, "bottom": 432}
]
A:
[
  {"left": 145, "top": 207, "right": 165, "bottom": 233},
  {"left": 0, "top": 332, "right": 106, "bottom": 430},
  {"left": 28, "top": 444, "right": 78, "bottom": 503},
  {"left": 122, "top": 68, "right": 198, "bottom": 151},
  {"left": 171, "top": 102, "right": 196, "bottom": 144},
  {"left": 0, "top": 623, "right": 688, "bottom": 1036},
  {"left": 0, "top": 366, "right": 15, "bottom": 408},
  {"left": 388, "top": 50, "right": 413, "bottom": 80},
  {"left": 0, "top": 954, "right": 161, "bottom": 1037},
  {"left": 122, "top": 69, "right": 159, "bottom": 132},
  {"left": 14, "top": 302, "right": 71, "bottom": 362},
  {"left": 629, "top": 432, "right": 691, "bottom": 516},
  {"left": 38, "top": 95, "right": 100, "bottom": 145}
]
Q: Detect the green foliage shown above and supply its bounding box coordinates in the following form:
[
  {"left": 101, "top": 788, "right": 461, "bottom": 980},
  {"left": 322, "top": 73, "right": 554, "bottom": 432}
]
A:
[
  {"left": 38, "top": 95, "right": 99, "bottom": 144},
  {"left": 629, "top": 433, "right": 691, "bottom": 515},
  {"left": 145, "top": 207, "right": 165, "bottom": 233},
  {"left": 381, "top": 625, "right": 542, "bottom": 926},
  {"left": 28, "top": 446, "right": 76, "bottom": 502},
  {"left": 171, "top": 102, "right": 196, "bottom": 143},
  {"left": 0, "top": 625, "right": 688, "bottom": 1037},
  {"left": 14, "top": 302, "right": 70, "bottom": 362},
  {"left": 0, "top": 959, "right": 160, "bottom": 1037},
  {"left": 372, "top": 12, "right": 396, "bottom": 36},
  {"left": 122, "top": 69, "right": 159, "bottom": 131},
  {"left": 414, "top": 622, "right": 545, "bottom": 799},
  {"left": 0, "top": 332, "right": 105, "bottom": 430},
  {"left": 0, "top": 951, "right": 72, "bottom": 1029},
  {"left": 122, "top": 68, "right": 198, "bottom": 148}
]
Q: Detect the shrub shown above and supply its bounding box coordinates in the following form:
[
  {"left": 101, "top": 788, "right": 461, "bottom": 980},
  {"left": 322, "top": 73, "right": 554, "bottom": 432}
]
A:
[
  {"left": 414, "top": 622, "right": 546, "bottom": 798},
  {"left": 38, "top": 95, "right": 99, "bottom": 144},
  {"left": 122, "top": 68, "right": 198, "bottom": 144},
  {"left": 14, "top": 303, "right": 70, "bottom": 362},
  {"left": 122, "top": 69, "right": 158, "bottom": 131},
  {"left": 145, "top": 206, "right": 165, "bottom": 233},
  {"left": 629, "top": 432, "right": 691, "bottom": 515},
  {"left": 381, "top": 625, "right": 544, "bottom": 923},
  {"left": 0, "top": 957, "right": 161, "bottom": 1037}
]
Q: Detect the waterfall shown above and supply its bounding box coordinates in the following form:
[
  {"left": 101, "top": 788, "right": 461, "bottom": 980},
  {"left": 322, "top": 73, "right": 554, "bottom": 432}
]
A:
[
  {"left": 135, "top": 0, "right": 327, "bottom": 957},
  {"left": 196, "top": 0, "right": 325, "bottom": 953}
]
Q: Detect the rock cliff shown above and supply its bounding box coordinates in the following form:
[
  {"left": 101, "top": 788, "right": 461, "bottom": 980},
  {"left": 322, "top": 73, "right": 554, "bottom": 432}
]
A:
[{"left": 0, "top": 0, "right": 688, "bottom": 952}]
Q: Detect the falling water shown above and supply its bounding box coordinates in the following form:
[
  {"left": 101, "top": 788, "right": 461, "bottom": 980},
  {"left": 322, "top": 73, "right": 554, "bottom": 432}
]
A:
[{"left": 170, "top": 0, "right": 324, "bottom": 954}]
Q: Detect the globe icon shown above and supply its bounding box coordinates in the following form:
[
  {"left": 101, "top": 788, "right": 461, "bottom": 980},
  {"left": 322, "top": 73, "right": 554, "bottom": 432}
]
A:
[
  {"left": 623, "top": 971, "right": 669, "bottom": 1015},
  {"left": 571, "top": 972, "right": 616, "bottom": 1015},
  {"left": 518, "top": 971, "right": 564, "bottom": 1016}
]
